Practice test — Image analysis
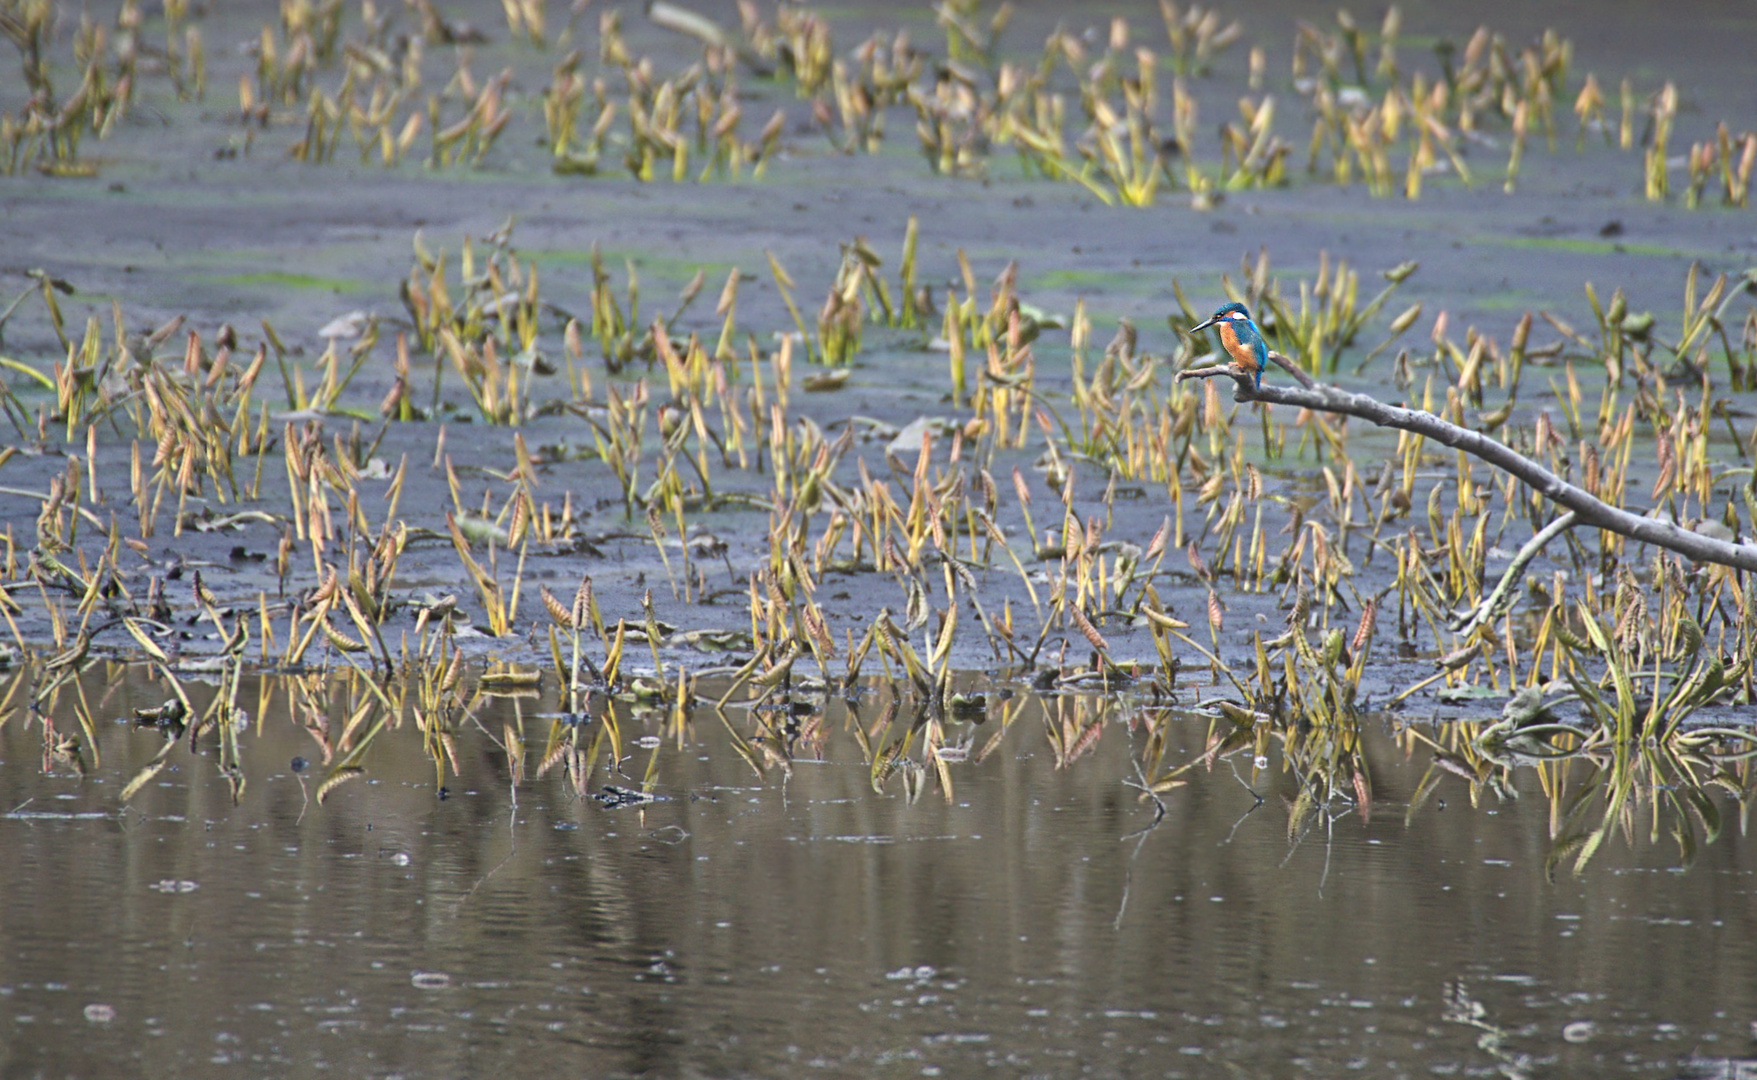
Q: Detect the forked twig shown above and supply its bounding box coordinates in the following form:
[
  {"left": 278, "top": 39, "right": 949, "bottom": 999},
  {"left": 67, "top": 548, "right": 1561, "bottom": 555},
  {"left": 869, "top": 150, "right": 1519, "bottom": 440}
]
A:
[
  {"left": 1114, "top": 754, "right": 1168, "bottom": 929},
  {"left": 1453, "top": 510, "right": 1578, "bottom": 638}
]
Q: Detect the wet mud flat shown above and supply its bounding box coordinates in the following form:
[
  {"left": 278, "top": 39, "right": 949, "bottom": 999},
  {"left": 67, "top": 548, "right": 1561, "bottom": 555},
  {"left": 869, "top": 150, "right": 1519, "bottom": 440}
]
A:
[
  {"left": 2, "top": 0, "right": 1757, "bottom": 1077},
  {"left": 0, "top": 0, "right": 1751, "bottom": 682}
]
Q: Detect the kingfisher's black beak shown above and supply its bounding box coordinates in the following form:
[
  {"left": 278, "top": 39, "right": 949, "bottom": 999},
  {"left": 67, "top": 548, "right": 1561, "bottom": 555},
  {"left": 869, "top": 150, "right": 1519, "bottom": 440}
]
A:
[{"left": 1189, "top": 315, "right": 1219, "bottom": 334}]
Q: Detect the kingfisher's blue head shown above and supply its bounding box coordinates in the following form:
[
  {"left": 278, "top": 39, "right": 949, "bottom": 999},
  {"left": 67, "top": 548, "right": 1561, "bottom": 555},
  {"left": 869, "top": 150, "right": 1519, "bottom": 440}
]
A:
[{"left": 1190, "top": 302, "right": 1269, "bottom": 388}]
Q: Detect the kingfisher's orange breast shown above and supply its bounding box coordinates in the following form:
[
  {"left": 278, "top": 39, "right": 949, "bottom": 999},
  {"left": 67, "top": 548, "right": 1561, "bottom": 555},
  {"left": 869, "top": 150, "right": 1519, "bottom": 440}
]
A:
[{"left": 1218, "top": 322, "right": 1256, "bottom": 367}]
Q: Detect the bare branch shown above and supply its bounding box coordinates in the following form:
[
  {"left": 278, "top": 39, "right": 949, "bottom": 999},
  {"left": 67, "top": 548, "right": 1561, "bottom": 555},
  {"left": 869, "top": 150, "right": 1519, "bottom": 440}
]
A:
[
  {"left": 1177, "top": 355, "right": 1757, "bottom": 574},
  {"left": 1180, "top": 351, "right": 1319, "bottom": 391}
]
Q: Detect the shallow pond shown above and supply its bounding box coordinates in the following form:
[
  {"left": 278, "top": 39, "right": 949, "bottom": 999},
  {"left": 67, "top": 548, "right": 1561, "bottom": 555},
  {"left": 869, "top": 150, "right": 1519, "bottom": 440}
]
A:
[
  {"left": 4, "top": 0, "right": 1757, "bottom": 1074},
  {"left": 2, "top": 664, "right": 1753, "bottom": 1079}
]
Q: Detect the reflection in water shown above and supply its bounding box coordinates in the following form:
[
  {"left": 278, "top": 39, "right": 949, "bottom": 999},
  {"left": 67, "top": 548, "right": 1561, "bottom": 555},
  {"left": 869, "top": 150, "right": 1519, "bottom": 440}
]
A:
[{"left": 2, "top": 661, "right": 1756, "bottom": 1078}]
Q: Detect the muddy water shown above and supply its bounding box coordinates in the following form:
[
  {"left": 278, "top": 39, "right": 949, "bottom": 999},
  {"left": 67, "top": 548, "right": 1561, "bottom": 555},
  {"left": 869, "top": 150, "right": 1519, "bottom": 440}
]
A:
[{"left": 0, "top": 665, "right": 1751, "bottom": 1079}]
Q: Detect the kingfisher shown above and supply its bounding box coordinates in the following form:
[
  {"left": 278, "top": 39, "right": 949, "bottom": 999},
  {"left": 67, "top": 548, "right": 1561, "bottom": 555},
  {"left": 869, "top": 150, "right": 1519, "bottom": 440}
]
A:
[{"left": 1189, "top": 302, "right": 1268, "bottom": 388}]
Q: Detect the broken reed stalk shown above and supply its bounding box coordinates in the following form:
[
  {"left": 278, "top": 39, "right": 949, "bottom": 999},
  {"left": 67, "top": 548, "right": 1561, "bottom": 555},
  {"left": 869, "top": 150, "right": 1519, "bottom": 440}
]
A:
[{"left": 1177, "top": 352, "right": 1757, "bottom": 573}]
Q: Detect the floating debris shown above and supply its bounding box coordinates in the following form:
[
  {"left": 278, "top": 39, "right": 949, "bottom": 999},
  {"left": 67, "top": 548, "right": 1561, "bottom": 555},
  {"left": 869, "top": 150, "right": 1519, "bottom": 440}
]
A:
[{"left": 595, "top": 785, "right": 671, "bottom": 809}]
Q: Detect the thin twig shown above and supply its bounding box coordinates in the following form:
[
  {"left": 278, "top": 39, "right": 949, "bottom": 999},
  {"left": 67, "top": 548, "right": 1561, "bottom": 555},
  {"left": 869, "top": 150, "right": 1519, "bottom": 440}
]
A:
[{"left": 1453, "top": 510, "right": 1578, "bottom": 638}]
